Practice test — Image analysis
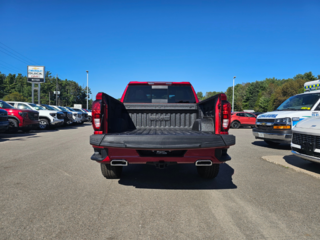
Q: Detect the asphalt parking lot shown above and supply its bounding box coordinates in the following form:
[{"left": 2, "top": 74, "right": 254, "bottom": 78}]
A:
[{"left": 1, "top": 125, "right": 320, "bottom": 239}]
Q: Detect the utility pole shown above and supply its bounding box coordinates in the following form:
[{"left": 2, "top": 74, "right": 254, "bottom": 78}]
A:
[
  {"left": 232, "top": 76, "right": 236, "bottom": 112},
  {"left": 86, "top": 70, "right": 89, "bottom": 109},
  {"left": 56, "top": 74, "right": 58, "bottom": 106}
]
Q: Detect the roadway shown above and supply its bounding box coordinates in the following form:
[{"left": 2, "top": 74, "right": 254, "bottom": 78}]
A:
[{"left": 1, "top": 124, "right": 320, "bottom": 239}]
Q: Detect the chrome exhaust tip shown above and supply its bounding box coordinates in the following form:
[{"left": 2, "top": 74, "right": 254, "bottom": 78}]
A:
[
  {"left": 110, "top": 160, "right": 128, "bottom": 166},
  {"left": 195, "top": 160, "right": 212, "bottom": 166}
]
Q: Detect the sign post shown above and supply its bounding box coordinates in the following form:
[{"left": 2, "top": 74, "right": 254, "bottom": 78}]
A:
[{"left": 27, "top": 66, "right": 45, "bottom": 104}]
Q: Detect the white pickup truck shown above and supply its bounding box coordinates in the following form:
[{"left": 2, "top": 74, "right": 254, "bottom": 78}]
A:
[
  {"left": 7, "top": 101, "right": 64, "bottom": 130},
  {"left": 291, "top": 117, "right": 320, "bottom": 163}
]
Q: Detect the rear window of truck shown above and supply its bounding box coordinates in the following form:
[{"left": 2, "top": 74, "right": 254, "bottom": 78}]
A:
[{"left": 123, "top": 85, "right": 196, "bottom": 103}]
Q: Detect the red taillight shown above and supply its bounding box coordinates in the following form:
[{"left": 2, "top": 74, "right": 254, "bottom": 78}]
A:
[
  {"left": 221, "top": 93, "right": 227, "bottom": 101},
  {"left": 222, "top": 102, "right": 231, "bottom": 130},
  {"left": 92, "top": 100, "right": 102, "bottom": 132},
  {"left": 96, "top": 92, "right": 103, "bottom": 100}
]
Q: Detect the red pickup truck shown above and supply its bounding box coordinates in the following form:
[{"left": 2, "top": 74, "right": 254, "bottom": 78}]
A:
[
  {"left": 90, "top": 82, "right": 235, "bottom": 179},
  {"left": 0, "top": 100, "right": 39, "bottom": 133}
]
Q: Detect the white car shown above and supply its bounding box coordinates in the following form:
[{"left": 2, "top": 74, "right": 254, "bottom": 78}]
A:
[
  {"left": 291, "top": 117, "right": 320, "bottom": 163},
  {"left": 6, "top": 101, "right": 64, "bottom": 130}
]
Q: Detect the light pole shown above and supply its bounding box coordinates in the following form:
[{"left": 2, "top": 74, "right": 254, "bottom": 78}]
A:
[
  {"left": 56, "top": 74, "right": 58, "bottom": 106},
  {"left": 86, "top": 70, "right": 89, "bottom": 109},
  {"left": 232, "top": 76, "right": 236, "bottom": 112}
]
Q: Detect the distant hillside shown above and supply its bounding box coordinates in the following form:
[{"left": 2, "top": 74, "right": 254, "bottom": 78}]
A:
[{"left": 197, "top": 72, "right": 320, "bottom": 112}]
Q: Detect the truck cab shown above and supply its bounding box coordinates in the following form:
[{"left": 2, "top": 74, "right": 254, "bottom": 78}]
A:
[
  {"left": 90, "top": 81, "right": 235, "bottom": 180},
  {"left": 252, "top": 79, "right": 320, "bottom": 146}
]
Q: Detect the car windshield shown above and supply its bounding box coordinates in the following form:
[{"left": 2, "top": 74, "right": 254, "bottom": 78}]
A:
[
  {"left": 66, "top": 107, "right": 75, "bottom": 112},
  {"left": 123, "top": 85, "right": 196, "bottom": 103},
  {"left": 29, "top": 103, "right": 45, "bottom": 110},
  {"left": 276, "top": 93, "right": 320, "bottom": 111},
  {"left": 0, "top": 101, "right": 14, "bottom": 109},
  {"left": 58, "top": 107, "right": 67, "bottom": 111},
  {"left": 42, "top": 104, "right": 56, "bottom": 110},
  {"left": 72, "top": 108, "right": 81, "bottom": 112}
]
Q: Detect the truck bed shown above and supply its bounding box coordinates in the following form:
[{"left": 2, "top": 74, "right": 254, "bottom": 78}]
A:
[
  {"left": 91, "top": 128, "right": 235, "bottom": 149},
  {"left": 90, "top": 92, "right": 235, "bottom": 150}
]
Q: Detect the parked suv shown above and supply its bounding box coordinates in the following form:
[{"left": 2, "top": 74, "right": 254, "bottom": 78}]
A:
[
  {"left": 0, "top": 100, "right": 39, "bottom": 133},
  {"left": 64, "top": 107, "right": 82, "bottom": 124},
  {"left": 41, "top": 104, "right": 73, "bottom": 126},
  {"left": 6, "top": 101, "right": 64, "bottom": 130},
  {"left": 230, "top": 112, "right": 257, "bottom": 128},
  {"left": 73, "top": 108, "right": 89, "bottom": 122},
  {"left": 0, "top": 109, "right": 9, "bottom": 133}
]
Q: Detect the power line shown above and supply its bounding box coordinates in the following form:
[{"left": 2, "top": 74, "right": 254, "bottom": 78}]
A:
[
  {"left": 0, "top": 48, "right": 30, "bottom": 65},
  {"left": 0, "top": 46, "right": 31, "bottom": 65},
  {"left": 0, "top": 60, "right": 24, "bottom": 73},
  {"left": 0, "top": 41, "right": 39, "bottom": 65},
  {"left": 0, "top": 64, "right": 20, "bottom": 73}
]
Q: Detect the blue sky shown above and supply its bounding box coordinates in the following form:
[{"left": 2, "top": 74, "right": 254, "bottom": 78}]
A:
[{"left": 1, "top": 0, "right": 320, "bottom": 99}]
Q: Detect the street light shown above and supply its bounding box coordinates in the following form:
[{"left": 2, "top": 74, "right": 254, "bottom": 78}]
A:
[
  {"left": 232, "top": 76, "right": 236, "bottom": 113},
  {"left": 86, "top": 70, "right": 89, "bottom": 109}
]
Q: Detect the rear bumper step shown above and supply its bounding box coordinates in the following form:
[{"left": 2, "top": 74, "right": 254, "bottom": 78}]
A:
[{"left": 90, "top": 133, "right": 235, "bottom": 149}]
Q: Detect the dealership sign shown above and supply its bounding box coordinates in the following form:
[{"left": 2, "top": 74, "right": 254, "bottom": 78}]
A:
[{"left": 27, "top": 66, "right": 45, "bottom": 83}]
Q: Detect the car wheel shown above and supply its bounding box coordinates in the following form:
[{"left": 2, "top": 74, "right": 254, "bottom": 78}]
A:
[
  {"left": 231, "top": 121, "right": 241, "bottom": 129},
  {"left": 39, "top": 118, "right": 49, "bottom": 130},
  {"left": 264, "top": 140, "right": 280, "bottom": 147},
  {"left": 101, "top": 164, "right": 123, "bottom": 179},
  {"left": 197, "top": 164, "right": 220, "bottom": 179},
  {"left": 88, "top": 117, "right": 92, "bottom": 122},
  {"left": 7, "top": 119, "right": 19, "bottom": 133}
]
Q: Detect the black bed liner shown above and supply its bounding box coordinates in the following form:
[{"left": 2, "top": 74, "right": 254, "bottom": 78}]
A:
[{"left": 90, "top": 128, "right": 235, "bottom": 149}]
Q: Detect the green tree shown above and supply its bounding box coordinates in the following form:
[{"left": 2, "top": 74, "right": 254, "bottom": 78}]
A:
[
  {"left": 3, "top": 92, "right": 27, "bottom": 101},
  {"left": 196, "top": 92, "right": 204, "bottom": 101}
]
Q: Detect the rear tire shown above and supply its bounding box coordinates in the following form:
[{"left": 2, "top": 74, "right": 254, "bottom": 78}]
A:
[
  {"left": 197, "top": 164, "right": 220, "bottom": 179},
  {"left": 264, "top": 140, "right": 280, "bottom": 147},
  {"left": 88, "top": 117, "right": 92, "bottom": 122},
  {"left": 101, "top": 164, "right": 123, "bottom": 179},
  {"left": 231, "top": 121, "right": 240, "bottom": 129},
  {"left": 7, "top": 119, "right": 19, "bottom": 133}
]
